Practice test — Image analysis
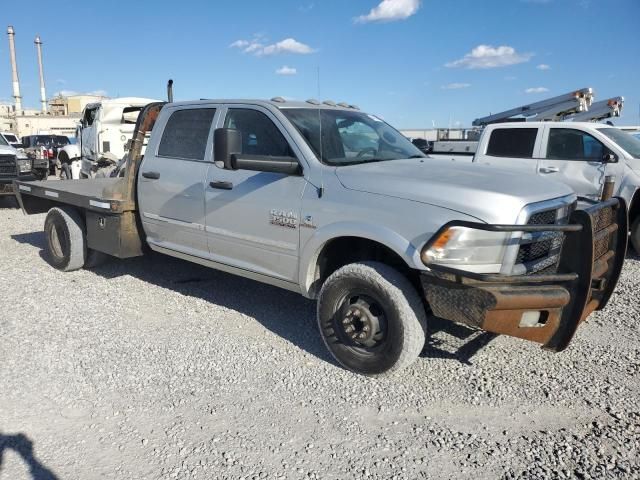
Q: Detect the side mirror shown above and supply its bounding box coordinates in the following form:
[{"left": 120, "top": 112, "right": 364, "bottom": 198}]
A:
[
  {"left": 603, "top": 152, "right": 618, "bottom": 164},
  {"left": 214, "top": 128, "right": 301, "bottom": 175},
  {"left": 214, "top": 128, "right": 242, "bottom": 169}
]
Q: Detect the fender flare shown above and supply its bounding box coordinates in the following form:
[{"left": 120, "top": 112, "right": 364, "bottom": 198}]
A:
[{"left": 298, "top": 221, "right": 423, "bottom": 298}]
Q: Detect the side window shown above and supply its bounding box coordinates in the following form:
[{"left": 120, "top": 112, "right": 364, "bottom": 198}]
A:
[
  {"left": 158, "top": 108, "right": 216, "bottom": 161},
  {"left": 486, "top": 128, "right": 538, "bottom": 158},
  {"left": 224, "top": 109, "right": 292, "bottom": 157},
  {"left": 547, "top": 128, "right": 605, "bottom": 161},
  {"left": 83, "top": 107, "right": 97, "bottom": 127}
]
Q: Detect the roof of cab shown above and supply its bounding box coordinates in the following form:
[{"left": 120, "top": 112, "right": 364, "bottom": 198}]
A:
[
  {"left": 166, "top": 98, "right": 361, "bottom": 111},
  {"left": 488, "top": 121, "right": 615, "bottom": 129}
]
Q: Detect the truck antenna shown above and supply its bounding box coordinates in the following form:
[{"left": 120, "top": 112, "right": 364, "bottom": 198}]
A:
[{"left": 317, "top": 66, "right": 324, "bottom": 198}]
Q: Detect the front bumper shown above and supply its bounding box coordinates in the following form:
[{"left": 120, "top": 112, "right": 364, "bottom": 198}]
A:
[{"left": 421, "top": 198, "right": 627, "bottom": 352}]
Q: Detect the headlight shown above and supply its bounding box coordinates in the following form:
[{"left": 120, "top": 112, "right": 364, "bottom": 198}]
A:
[
  {"left": 17, "top": 158, "right": 32, "bottom": 173},
  {"left": 421, "top": 226, "right": 512, "bottom": 274}
]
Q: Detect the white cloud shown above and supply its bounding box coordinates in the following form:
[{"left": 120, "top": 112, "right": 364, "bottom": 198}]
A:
[
  {"left": 52, "top": 89, "right": 108, "bottom": 97},
  {"left": 229, "top": 40, "right": 250, "bottom": 49},
  {"left": 355, "top": 0, "right": 421, "bottom": 23},
  {"left": 230, "top": 37, "right": 315, "bottom": 56},
  {"left": 536, "top": 63, "right": 551, "bottom": 70},
  {"left": 525, "top": 87, "right": 549, "bottom": 93},
  {"left": 441, "top": 82, "right": 471, "bottom": 90},
  {"left": 276, "top": 66, "right": 297, "bottom": 76},
  {"left": 445, "top": 45, "right": 533, "bottom": 69}
]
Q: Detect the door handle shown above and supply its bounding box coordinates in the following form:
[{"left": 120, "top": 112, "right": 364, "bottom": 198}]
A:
[
  {"left": 209, "top": 180, "right": 233, "bottom": 190},
  {"left": 539, "top": 166, "right": 559, "bottom": 174},
  {"left": 142, "top": 171, "right": 160, "bottom": 179}
]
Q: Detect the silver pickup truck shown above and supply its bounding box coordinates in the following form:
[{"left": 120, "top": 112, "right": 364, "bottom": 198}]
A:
[{"left": 14, "top": 100, "right": 627, "bottom": 375}]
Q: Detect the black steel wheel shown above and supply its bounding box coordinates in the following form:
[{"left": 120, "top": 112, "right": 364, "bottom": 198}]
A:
[{"left": 317, "top": 261, "right": 427, "bottom": 376}]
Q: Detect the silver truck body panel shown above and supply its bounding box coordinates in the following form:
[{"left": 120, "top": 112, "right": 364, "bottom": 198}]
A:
[{"left": 134, "top": 100, "right": 576, "bottom": 297}]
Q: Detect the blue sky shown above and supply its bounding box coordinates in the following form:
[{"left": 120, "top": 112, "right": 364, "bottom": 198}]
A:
[{"left": 1, "top": 0, "right": 639, "bottom": 128}]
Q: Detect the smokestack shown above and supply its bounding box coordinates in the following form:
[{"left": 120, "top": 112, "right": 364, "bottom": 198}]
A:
[
  {"left": 7, "top": 25, "right": 22, "bottom": 112},
  {"left": 35, "top": 34, "right": 47, "bottom": 113}
]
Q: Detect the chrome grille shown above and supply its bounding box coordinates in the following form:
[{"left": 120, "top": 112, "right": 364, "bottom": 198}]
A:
[
  {"left": 515, "top": 203, "right": 575, "bottom": 275},
  {"left": 0, "top": 154, "right": 16, "bottom": 176}
]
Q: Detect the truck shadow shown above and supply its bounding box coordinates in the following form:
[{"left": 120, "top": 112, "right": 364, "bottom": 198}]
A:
[
  {"left": 0, "top": 196, "right": 19, "bottom": 209},
  {"left": 0, "top": 432, "right": 59, "bottom": 479}
]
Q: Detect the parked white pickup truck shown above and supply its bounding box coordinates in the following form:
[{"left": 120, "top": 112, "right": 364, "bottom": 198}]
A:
[{"left": 430, "top": 122, "right": 640, "bottom": 251}]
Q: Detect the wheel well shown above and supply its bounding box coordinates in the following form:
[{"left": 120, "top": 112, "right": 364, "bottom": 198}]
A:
[
  {"left": 58, "top": 149, "right": 69, "bottom": 163},
  {"left": 309, "top": 236, "right": 419, "bottom": 298}
]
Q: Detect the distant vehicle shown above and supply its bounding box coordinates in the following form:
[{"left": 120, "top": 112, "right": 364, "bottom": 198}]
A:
[
  {"left": 20, "top": 135, "right": 69, "bottom": 179},
  {"left": 411, "top": 138, "right": 432, "bottom": 154},
  {"left": 14, "top": 99, "right": 627, "bottom": 376},
  {"left": 57, "top": 97, "right": 159, "bottom": 179},
  {"left": 429, "top": 122, "right": 640, "bottom": 252},
  {"left": 0, "top": 135, "right": 37, "bottom": 197},
  {"left": 0, "top": 131, "right": 22, "bottom": 149}
]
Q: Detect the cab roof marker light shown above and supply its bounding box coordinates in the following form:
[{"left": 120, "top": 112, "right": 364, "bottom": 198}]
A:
[
  {"left": 349, "top": 105, "right": 360, "bottom": 110},
  {"left": 323, "top": 100, "right": 336, "bottom": 106},
  {"left": 271, "top": 96, "right": 286, "bottom": 103},
  {"left": 306, "top": 99, "right": 321, "bottom": 105},
  {"left": 337, "top": 102, "right": 350, "bottom": 108}
]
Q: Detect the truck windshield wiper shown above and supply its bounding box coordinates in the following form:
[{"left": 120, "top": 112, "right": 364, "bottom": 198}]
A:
[{"left": 409, "top": 154, "right": 426, "bottom": 159}]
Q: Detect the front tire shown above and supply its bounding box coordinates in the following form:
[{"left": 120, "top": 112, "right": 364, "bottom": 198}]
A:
[
  {"left": 44, "top": 207, "right": 86, "bottom": 271},
  {"left": 317, "top": 261, "right": 427, "bottom": 376}
]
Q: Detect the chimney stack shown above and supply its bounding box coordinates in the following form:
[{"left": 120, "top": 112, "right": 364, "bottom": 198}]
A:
[
  {"left": 7, "top": 25, "right": 22, "bottom": 112},
  {"left": 35, "top": 34, "right": 47, "bottom": 113}
]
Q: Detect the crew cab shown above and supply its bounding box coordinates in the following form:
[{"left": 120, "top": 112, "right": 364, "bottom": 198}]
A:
[
  {"left": 14, "top": 100, "right": 627, "bottom": 375},
  {"left": 430, "top": 122, "right": 640, "bottom": 251}
]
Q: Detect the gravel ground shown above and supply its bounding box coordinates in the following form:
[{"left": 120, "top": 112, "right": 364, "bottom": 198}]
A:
[{"left": 0, "top": 196, "right": 639, "bottom": 479}]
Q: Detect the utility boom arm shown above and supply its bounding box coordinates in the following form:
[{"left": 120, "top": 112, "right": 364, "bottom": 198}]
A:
[
  {"left": 567, "top": 97, "right": 624, "bottom": 123},
  {"left": 472, "top": 88, "right": 594, "bottom": 127}
]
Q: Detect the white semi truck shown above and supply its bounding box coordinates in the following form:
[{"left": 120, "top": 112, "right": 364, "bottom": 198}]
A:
[{"left": 57, "top": 97, "right": 158, "bottom": 179}]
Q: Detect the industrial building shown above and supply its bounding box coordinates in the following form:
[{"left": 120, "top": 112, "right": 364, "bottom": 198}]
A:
[{"left": 2, "top": 25, "right": 108, "bottom": 138}]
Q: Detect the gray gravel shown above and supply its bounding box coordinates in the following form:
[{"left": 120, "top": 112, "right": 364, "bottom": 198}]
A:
[{"left": 0, "top": 199, "right": 639, "bottom": 479}]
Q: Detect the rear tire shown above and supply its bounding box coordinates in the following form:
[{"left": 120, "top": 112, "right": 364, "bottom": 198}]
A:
[
  {"left": 631, "top": 216, "right": 640, "bottom": 254},
  {"left": 317, "top": 261, "right": 427, "bottom": 376},
  {"left": 44, "top": 207, "right": 86, "bottom": 271}
]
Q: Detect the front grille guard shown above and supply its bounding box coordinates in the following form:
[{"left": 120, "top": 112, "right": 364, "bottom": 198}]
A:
[{"left": 424, "top": 197, "right": 628, "bottom": 351}]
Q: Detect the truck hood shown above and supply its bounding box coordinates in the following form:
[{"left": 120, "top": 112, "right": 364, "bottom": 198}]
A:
[{"left": 334, "top": 158, "right": 573, "bottom": 224}]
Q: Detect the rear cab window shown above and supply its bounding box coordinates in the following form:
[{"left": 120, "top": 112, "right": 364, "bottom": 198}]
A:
[
  {"left": 486, "top": 128, "right": 538, "bottom": 158},
  {"left": 158, "top": 108, "right": 216, "bottom": 161}
]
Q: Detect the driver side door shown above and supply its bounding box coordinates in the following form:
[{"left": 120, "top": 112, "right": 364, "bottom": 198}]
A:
[
  {"left": 538, "top": 127, "right": 621, "bottom": 200},
  {"left": 204, "top": 105, "right": 307, "bottom": 283}
]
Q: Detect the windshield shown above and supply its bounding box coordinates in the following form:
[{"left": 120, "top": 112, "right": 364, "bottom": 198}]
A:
[
  {"left": 282, "top": 108, "right": 425, "bottom": 166},
  {"left": 32, "top": 135, "right": 69, "bottom": 147},
  {"left": 597, "top": 128, "right": 640, "bottom": 158}
]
